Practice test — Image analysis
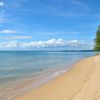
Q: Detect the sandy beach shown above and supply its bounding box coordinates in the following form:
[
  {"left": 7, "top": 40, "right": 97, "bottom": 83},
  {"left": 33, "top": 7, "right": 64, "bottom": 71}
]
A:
[{"left": 14, "top": 55, "right": 100, "bottom": 100}]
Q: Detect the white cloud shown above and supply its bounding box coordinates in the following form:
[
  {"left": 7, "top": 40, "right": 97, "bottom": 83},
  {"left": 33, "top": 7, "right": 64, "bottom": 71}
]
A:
[
  {"left": 5, "top": 36, "right": 32, "bottom": 40},
  {"left": 0, "top": 2, "right": 4, "bottom": 7},
  {"left": 0, "top": 41, "right": 17, "bottom": 48},
  {"left": 0, "top": 39, "right": 93, "bottom": 49},
  {"left": 0, "top": 29, "right": 17, "bottom": 34},
  {"left": 0, "top": 36, "right": 32, "bottom": 40}
]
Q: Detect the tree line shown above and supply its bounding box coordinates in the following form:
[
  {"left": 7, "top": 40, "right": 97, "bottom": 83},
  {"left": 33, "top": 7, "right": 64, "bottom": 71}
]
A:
[{"left": 94, "top": 26, "right": 100, "bottom": 51}]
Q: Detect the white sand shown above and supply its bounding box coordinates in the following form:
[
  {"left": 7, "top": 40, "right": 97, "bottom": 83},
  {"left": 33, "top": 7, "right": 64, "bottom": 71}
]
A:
[{"left": 14, "top": 55, "right": 100, "bottom": 100}]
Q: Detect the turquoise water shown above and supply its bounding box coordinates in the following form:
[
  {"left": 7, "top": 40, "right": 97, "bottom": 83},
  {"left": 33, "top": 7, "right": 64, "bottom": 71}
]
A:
[{"left": 0, "top": 51, "right": 99, "bottom": 100}]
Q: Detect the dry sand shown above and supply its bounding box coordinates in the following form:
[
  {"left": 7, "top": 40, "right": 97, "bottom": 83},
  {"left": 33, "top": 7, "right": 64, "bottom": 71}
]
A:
[{"left": 14, "top": 55, "right": 100, "bottom": 100}]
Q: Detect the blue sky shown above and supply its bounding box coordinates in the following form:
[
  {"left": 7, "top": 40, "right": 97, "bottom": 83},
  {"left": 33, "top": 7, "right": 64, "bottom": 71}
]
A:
[{"left": 0, "top": 0, "right": 100, "bottom": 50}]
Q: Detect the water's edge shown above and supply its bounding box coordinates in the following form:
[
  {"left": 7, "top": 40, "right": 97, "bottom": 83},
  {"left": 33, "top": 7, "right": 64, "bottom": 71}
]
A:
[{"left": 0, "top": 51, "right": 99, "bottom": 100}]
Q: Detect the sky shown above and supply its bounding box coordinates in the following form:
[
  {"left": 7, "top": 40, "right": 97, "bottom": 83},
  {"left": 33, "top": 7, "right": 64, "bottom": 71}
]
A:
[{"left": 0, "top": 0, "right": 100, "bottom": 50}]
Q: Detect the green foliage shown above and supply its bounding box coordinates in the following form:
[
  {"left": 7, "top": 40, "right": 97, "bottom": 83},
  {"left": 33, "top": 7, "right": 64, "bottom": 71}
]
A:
[{"left": 94, "top": 26, "right": 100, "bottom": 51}]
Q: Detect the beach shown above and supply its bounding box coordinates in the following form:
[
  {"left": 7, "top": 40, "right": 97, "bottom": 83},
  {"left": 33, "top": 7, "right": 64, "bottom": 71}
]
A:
[
  {"left": 14, "top": 55, "right": 100, "bottom": 100},
  {"left": 1, "top": 0, "right": 100, "bottom": 99},
  {"left": 1, "top": 51, "right": 97, "bottom": 100}
]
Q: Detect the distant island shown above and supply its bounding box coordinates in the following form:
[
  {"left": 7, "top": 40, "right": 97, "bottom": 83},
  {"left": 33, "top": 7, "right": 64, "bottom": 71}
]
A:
[{"left": 62, "top": 50, "right": 94, "bottom": 52}]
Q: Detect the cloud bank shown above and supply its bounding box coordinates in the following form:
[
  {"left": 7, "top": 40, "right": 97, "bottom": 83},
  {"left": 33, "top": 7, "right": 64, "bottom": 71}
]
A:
[{"left": 0, "top": 39, "right": 93, "bottom": 50}]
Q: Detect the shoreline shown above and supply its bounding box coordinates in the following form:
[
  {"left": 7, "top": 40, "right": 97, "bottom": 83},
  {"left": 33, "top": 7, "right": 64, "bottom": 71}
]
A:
[
  {"left": 14, "top": 55, "right": 100, "bottom": 100},
  {"left": 6, "top": 56, "right": 82, "bottom": 100},
  {"left": 4, "top": 64, "right": 73, "bottom": 100}
]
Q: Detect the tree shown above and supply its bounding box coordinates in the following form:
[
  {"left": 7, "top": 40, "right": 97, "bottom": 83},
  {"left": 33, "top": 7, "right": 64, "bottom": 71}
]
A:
[{"left": 94, "top": 26, "right": 100, "bottom": 51}]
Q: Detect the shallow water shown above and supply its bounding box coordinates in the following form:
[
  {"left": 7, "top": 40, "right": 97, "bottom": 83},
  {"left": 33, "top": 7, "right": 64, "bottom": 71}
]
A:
[{"left": 0, "top": 51, "right": 99, "bottom": 100}]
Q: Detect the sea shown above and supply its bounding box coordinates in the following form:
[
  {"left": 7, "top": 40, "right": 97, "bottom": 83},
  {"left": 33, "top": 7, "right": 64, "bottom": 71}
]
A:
[{"left": 0, "top": 51, "right": 99, "bottom": 100}]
